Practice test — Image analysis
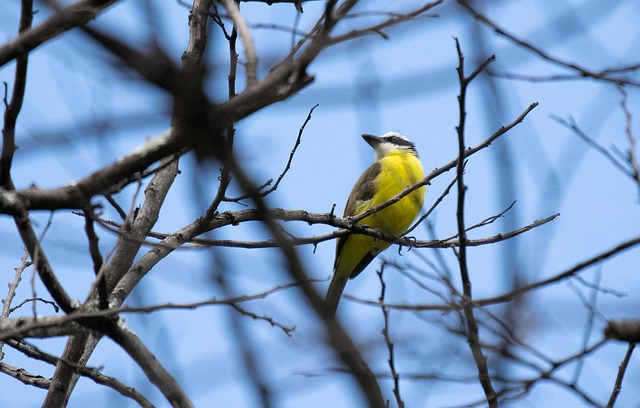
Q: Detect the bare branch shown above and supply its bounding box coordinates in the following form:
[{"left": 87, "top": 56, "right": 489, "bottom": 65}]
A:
[
  {"left": 0, "top": 316, "right": 85, "bottom": 340},
  {"left": 0, "top": 0, "right": 32, "bottom": 190},
  {"left": 221, "top": 0, "right": 258, "bottom": 86},
  {"left": 453, "top": 38, "right": 497, "bottom": 406},
  {"left": 93, "top": 203, "right": 558, "bottom": 254},
  {"left": 378, "top": 266, "right": 404, "bottom": 408},
  {"left": 0, "top": 128, "right": 182, "bottom": 213},
  {"left": 0, "top": 361, "right": 50, "bottom": 389},
  {"left": 225, "top": 104, "right": 318, "bottom": 202},
  {"left": 605, "top": 342, "right": 635, "bottom": 408},
  {"left": 1, "top": 250, "right": 30, "bottom": 318},
  {"left": 328, "top": 1, "right": 443, "bottom": 45}
]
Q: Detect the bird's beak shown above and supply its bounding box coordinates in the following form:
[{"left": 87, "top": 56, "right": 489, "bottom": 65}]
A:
[{"left": 362, "top": 134, "right": 383, "bottom": 147}]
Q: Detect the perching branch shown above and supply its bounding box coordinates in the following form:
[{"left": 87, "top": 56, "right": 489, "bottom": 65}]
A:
[{"left": 92, "top": 204, "right": 558, "bottom": 251}]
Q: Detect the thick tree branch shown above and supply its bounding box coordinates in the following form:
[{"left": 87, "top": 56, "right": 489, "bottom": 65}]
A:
[{"left": 44, "top": 1, "right": 212, "bottom": 405}]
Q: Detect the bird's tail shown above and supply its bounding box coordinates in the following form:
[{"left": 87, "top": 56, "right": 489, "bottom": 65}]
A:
[{"left": 325, "top": 272, "right": 348, "bottom": 316}]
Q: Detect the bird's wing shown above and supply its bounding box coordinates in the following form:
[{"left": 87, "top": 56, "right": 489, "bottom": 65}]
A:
[
  {"left": 334, "top": 162, "right": 381, "bottom": 264},
  {"left": 343, "top": 162, "right": 380, "bottom": 217}
]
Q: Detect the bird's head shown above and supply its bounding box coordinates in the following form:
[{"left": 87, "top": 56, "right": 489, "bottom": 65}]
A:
[{"left": 362, "top": 132, "right": 419, "bottom": 161}]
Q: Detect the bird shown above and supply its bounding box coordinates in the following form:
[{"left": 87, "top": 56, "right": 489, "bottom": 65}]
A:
[{"left": 325, "top": 132, "right": 425, "bottom": 315}]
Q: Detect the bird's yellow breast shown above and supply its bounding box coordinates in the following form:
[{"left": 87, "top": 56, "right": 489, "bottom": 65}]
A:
[{"left": 356, "top": 150, "right": 425, "bottom": 235}]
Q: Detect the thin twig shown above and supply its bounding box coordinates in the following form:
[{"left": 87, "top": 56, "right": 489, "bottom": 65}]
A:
[
  {"left": 328, "top": 1, "right": 443, "bottom": 45},
  {"left": 225, "top": 104, "right": 318, "bottom": 202},
  {"left": 437, "top": 200, "right": 517, "bottom": 242},
  {"left": 454, "top": 38, "right": 497, "bottom": 406},
  {"left": 568, "top": 270, "right": 603, "bottom": 384},
  {"left": 263, "top": 104, "right": 318, "bottom": 195},
  {"left": 405, "top": 172, "right": 459, "bottom": 235},
  {"left": 9, "top": 297, "right": 59, "bottom": 315},
  {"left": 221, "top": 0, "right": 258, "bottom": 86},
  {"left": 619, "top": 86, "right": 640, "bottom": 186},
  {"left": 378, "top": 265, "right": 404, "bottom": 408},
  {"left": 1, "top": 249, "right": 30, "bottom": 318},
  {"left": 0, "top": 249, "right": 31, "bottom": 359},
  {"left": 552, "top": 115, "right": 635, "bottom": 181},
  {"left": 83, "top": 206, "right": 107, "bottom": 308},
  {"left": 230, "top": 303, "right": 295, "bottom": 336},
  {"left": 605, "top": 342, "right": 635, "bottom": 408}
]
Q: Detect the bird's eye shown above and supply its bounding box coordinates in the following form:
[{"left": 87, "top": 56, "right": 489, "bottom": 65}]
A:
[{"left": 388, "top": 136, "right": 409, "bottom": 147}]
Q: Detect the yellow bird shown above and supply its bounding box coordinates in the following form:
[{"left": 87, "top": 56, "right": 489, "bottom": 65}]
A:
[{"left": 325, "top": 132, "right": 425, "bottom": 315}]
